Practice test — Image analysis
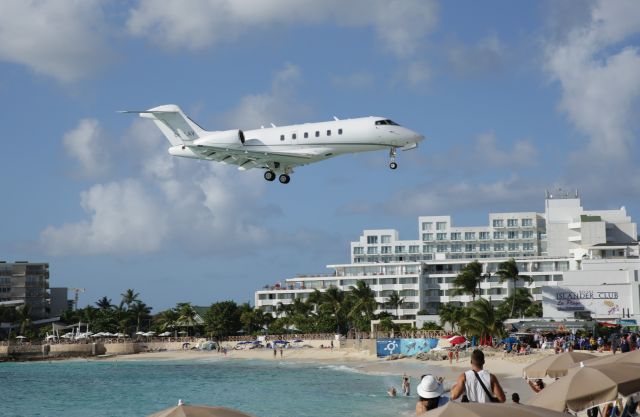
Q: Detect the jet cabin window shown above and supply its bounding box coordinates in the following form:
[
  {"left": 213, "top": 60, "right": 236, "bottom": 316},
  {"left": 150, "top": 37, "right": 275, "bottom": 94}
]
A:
[
  {"left": 280, "top": 134, "right": 284, "bottom": 141},
  {"left": 304, "top": 132, "right": 308, "bottom": 138},
  {"left": 338, "top": 128, "right": 343, "bottom": 135},
  {"left": 375, "top": 119, "right": 400, "bottom": 126},
  {"left": 292, "top": 133, "right": 296, "bottom": 139},
  {"left": 315, "top": 131, "right": 320, "bottom": 137},
  {"left": 327, "top": 130, "right": 331, "bottom": 136}
]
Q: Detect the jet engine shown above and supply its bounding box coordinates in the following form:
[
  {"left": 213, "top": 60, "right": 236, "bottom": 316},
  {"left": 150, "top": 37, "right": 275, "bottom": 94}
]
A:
[{"left": 193, "top": 129, "right": 245, "bottom": 146}]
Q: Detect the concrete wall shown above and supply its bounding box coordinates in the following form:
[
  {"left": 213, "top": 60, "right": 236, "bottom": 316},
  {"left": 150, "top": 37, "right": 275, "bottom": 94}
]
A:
[{"left": 344, "top": 338, "right": 377, "bottom": 355}]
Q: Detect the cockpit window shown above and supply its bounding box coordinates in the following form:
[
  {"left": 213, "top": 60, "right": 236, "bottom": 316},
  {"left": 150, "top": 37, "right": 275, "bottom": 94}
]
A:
[{"left": 375, "top": 119, "right": 400, "bottom": 126}]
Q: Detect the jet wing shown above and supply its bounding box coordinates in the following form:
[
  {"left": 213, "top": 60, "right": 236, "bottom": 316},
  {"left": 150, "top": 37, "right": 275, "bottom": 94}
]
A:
[{"left": 186, "top": 143, "right": 317, "bottom": 171}]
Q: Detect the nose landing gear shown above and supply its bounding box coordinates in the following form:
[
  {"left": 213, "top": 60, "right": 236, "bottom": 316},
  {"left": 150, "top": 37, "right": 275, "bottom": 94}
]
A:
[{"left": 389, "top": 147, "right": 398, "bottom": 170}]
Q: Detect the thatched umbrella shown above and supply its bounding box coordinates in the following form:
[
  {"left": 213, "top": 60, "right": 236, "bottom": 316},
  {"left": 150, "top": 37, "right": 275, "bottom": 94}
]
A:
[
  {"left": 523, "top": 351, "right": 596, "bottom": 379},
  {"left": 427, "top": 401, "right": 574, "bottom": 417},
  {"left": 527, "top": 363, "right": 640, "bottom": 412},
  {"left": 579, "top": 349, "right": 640, "bottom": 367},
  {"left": 147, "top": 404, "right": 256, "bottom": 417}
]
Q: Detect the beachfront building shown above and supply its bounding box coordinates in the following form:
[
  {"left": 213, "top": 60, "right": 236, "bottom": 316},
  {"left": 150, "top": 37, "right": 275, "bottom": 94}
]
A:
[
  {"left": 0, "top": 261, "right": 50, "bottom": 318},
  {"left": 255, "top": 191, "right": 639, "bottom": 323}
]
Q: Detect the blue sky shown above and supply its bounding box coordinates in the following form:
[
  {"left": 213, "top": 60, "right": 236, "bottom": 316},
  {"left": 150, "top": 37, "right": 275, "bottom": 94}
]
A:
[{"left": 1, "top": 0, "right": 639, "bottom": 311}]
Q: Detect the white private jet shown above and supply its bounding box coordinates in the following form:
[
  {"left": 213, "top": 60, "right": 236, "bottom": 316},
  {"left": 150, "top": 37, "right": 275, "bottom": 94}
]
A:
[{"left": 122, "top": 104, "right": 424, "bottom": 184}]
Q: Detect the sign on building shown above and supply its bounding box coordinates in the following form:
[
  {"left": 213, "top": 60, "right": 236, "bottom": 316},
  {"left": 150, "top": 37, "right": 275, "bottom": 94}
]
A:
[{"left": 543, "top": 284, "right": 630, "bottom": 318}]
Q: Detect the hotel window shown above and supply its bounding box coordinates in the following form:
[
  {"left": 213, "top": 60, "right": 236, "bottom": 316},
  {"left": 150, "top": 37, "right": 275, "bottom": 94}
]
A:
[
  {"left": 464, "top": 232, "right": 476, "bottom": 240},
  {"left": 353, "top": 247, "right": 364, "bottom": 254},
  {"left": 493, "top": 219, "right": 504, "bottom": 227},
  {"left": 327, "top": 130, "right": 331, "bottom": 136},
  {"left": 522, "top": 231, "right": 534, "bottom": 239},
  {"left": 381, "top": 235, "right": 391, "bottom": 244},
  {"left": 280, "top": 134, "right": 284, "bottom": 141},
  {"left": 450, "top": 232, "right": 461, "bottom": 240},
  {"left": 507, "top": 219, "right": 518, "bottom": 227},
  {"left": 479, "top": 244, "right": 490, "bottom": 252},
  {"left": 465, "top": 244, "right": 475, "bottom": 252},
  {"left": 508, "top": 243, "right": 519, "bottom": 251},
  {"left": 436, "top": 222, "right": 447, "bottom": 230},
  {"left": 409, "top": 245, "right": 419, "bottom": 254},
  {"left": 451, "top": 244, "right": 462, "bottom": 252},
  {"left": 422, "top": 222, "right": 433, "bottom": 231},
  {"left": 422, "top": 233, "right": 433, "bottom": 241},
  {"left": 395, "top": 246, "right": 405, "bottom": 253},
  {"left": 436, "top": 244, "right": 447, "bottom": 253},
  {"left": 338, "top": 128, "right": 343, "bottom": 135},
  {"left": 479, "top": 232, "right": 490, "bottom": 240},
  {"left": 381, "top": 246, "right": 391, "bottom": 254},
  {"left": 423, "top": 245, "right": 434, "bottom": 253},
  {"left": 508, "top": 231, "right": 519, "bottom": 239},
  {"left": 292, "top": 133, "right": 297, "bottom": 139},
  {"left": 367, "top": 247, "right": 378, "bottom": 254},
  {"left": 494, "top": 243, "right": 504, "bottom": 251},
  {"left": 493, "top": 231, "right": 504, "bottom": 239},
  {"left": 522, "top": 218, "right": 533, "bottom": 227},
  {"left": 523, "top": 243, "right": 534, "bottom": 251},
  {"left": 436, "top": 233, "right": 447, "bottom": 241},
  {"left": 315, "top": 131, "right": 320, "bottom": 137},
  {"left": 304, "top": 132, "right": 308, "bottom": 138},
  {"left": 367, "top": 236, "right": 378, "bottom": 244}
]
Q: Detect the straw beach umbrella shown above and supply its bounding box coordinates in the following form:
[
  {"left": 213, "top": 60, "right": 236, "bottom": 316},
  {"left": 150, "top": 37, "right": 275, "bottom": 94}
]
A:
[
  {"left": 528, "top": 363, "right": 640, "bottom": 412},
  {"left": 427, "top": 401, "right": 572, "bottom": 417},
  {"left": 147, "top": 404, "right": 256, "bottom": 417},
  {"left": 523, "top": 351, "right": 596, "bottom": 379},
  {"left": 579, "top": 349, "right": 640, "bottom": 367}
]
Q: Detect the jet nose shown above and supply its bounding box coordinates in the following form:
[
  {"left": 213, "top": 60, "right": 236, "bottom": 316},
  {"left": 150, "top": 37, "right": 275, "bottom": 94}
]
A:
[{"left": 414, "top": 132, "right": 425, "bottom": 142}]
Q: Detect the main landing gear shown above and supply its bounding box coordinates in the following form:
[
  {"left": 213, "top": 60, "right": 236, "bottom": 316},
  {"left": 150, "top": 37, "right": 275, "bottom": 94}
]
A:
[
  {"left": 389, "top": 147, "right": 398, "bottom": 170},
  {"left": 264, "top": 170, "right": 291, "bottom": 184}
]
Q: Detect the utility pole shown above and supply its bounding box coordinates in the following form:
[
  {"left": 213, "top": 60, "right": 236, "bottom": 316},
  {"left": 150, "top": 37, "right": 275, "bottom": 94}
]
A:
[{"left": 69, "top": 288, "right": 85, "bottom": 310}]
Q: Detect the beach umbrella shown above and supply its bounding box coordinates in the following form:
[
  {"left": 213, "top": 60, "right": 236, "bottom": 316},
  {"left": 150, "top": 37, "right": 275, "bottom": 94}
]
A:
[
  {"left": 428, "top": 401, "right": 572, "bottom": 417},
  {"left": 523, "top": 351, "right": 596, "bottom": 379},
  {"left": 448, "top": 335, "right": 466, "bottom": 345},
  {"left": 528, "top": 363, "right": 640, "bottom": 412},
  {"left": 15, "top": 335, "right": 27, "bottom": 339},
  {"left": 579, "top": 349, "right": 640, "bottom": 367},
  {"left": 147, "top": 404, "right": 256, "bottom": 417}
]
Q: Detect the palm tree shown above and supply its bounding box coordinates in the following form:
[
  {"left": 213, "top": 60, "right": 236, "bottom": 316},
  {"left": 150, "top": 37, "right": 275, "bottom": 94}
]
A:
[
  {"left": 120, "top": 289, "right": 140, "bottom": 310},
  {"left": 452, "top": 261, "right": 484, "bottom": 301},
  {"left": 498, "top": 288, "right": 534, "bottom": 319},
  {"left": 155, "top": 308, "right": 179, "bottom": 333},
  {"left": 347, "top": 280, "right": 378, "bottom": 331},
  {"left": 321, "top": 286, "right": 346, "bottom": 333},
  {"left": 96, "top": 296, "right": 113, "bottom": 310},
  {"left": 496, "top": 258, "right": 532, "bottom": 318},
  {"left": 306, "top": 289, "right": 324, "bottom": 313},
  {"left": 438, "top": 303, "right": 465, "bottom": 332},
  {"left": 128, "top": 301, "right": 152, "bottom": 332},
  {"left": 385, "top": 291, "right": 404, "bottom": 318},
  {"left": 459, "top": 298, "right": 503, "bottom": 343},
  {"left": 176, "top": 303, "right": 199, "bottom": 336}
]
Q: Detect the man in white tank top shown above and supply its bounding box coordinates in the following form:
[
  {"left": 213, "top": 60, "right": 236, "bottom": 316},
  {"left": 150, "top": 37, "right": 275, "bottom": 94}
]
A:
[{"left": 450, "top": 349, "right": 506, "bottom": 403}]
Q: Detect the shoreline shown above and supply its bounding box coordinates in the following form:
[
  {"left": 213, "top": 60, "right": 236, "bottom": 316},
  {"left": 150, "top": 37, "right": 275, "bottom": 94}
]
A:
[{"left": 92, "top": 346, "right": 601, "bottom": 403}]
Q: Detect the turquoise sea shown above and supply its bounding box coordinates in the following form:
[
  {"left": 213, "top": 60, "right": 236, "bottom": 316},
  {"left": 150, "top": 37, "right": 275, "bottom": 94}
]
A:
[{"left": 0, "top": 358, "right": 415, "bottom": 417}]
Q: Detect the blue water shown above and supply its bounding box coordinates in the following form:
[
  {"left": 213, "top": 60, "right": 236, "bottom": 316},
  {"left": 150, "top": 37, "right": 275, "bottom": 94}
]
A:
[{"left": 0, "top": 358, "right": 415, "bottom": 417}]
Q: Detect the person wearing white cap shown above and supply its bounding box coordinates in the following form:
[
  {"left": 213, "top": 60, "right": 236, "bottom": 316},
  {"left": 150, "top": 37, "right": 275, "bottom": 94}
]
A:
[{"left": 415, "top": 374, "right": 449, "bottom": 415}]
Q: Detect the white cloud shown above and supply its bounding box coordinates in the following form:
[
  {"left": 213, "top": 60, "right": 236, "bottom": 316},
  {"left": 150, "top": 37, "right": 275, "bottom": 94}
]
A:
[
  {"left": 544, "top": 0, "right": 640, "bottom": 162},
  {"left": 126, "top": 0, "right": 437, "bottom": 58},
  {"left": 222, "top": 63, "right": 312, "bottom": 128},
  {"left": 62, "top": 119, "right": 111, "bottom": 178},
  {"left": 40, "top": 179, "right": 168, "bottom": 255},
  {"left": 0, "top": 0, "right": 111, "bottom": 82},
  {"left": 397, "top": 61, "right": 432, "bottom": 88}
]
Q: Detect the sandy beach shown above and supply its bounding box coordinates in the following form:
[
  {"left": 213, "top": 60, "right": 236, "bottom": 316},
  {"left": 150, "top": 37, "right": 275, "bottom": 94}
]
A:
[{"left": 97, "top": 346, "right": 612, "bottom": 404}]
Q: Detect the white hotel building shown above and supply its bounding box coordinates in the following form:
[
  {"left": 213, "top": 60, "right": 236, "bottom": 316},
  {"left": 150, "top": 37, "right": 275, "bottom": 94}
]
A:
[{"left": 255, "top": 192, "right": 639, "bottom": 322}]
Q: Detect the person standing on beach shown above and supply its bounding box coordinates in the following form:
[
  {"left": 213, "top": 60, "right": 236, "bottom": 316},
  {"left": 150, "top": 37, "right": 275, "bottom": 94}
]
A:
[
  {"left": 450, "top": 349, "right": 506, "bottom": 403},
  {"left": 273, "top": 347, "right": 277, "bottom": 358},
  {"left": 279, "top": 347, "right": 283, "bottom": 357}
]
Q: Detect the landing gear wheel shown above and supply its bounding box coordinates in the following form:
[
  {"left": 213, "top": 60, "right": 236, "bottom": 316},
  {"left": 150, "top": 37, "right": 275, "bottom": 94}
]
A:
[
  {"left": 264, "top": 170, "right": 276, "bottom": 181},
  {"left": 278, "top": 174, "right": 291, "bottom": 184},
  {"left": 389, "top": 161, "right": 398, "bottom": 170}
]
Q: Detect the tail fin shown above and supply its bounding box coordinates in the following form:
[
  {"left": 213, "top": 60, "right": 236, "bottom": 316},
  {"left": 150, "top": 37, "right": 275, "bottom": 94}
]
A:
[{"left": 120, "top": 104, "right": 207, "bottom": 146}]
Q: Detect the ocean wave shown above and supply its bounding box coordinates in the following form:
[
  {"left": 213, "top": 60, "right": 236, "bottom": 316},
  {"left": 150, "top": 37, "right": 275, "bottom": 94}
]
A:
[{"left": 317, "top": 364, "right": 363, "bottom": 374}]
